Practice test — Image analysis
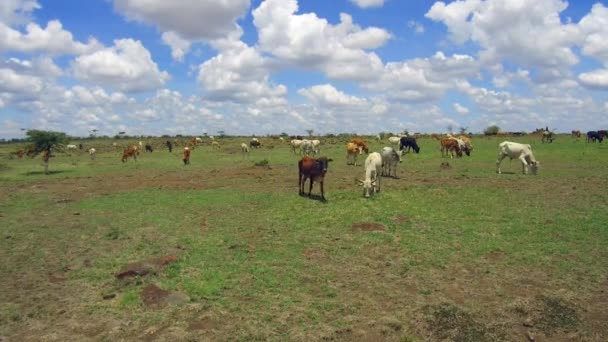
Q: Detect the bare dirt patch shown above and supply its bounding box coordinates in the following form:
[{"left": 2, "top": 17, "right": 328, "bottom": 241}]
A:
[
  {"left": 392, "top": 214, "right": 410, "bottom": 225},
  {"left": 351, "top": 222, "right": 386, "bottom": 232},
  {"left": 303, "top": 247, "right": 325, "bottom": 260},
  {"left": 115, "top": 255, "right": 178, "bottom": 280}
]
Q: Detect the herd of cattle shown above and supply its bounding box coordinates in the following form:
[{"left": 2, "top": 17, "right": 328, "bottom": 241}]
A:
[{"left": 8, "top": 129, "right": 607, "bottom": 200}]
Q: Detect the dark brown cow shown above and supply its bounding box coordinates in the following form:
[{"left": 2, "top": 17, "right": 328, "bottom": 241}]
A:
[{"left": 298, "top": 156, "right": 332, "bottom": 201}]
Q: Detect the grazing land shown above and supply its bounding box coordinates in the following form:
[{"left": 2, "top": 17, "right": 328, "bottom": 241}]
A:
[{"left": 1, "top": 135, "right": 607, "bottom": 341}]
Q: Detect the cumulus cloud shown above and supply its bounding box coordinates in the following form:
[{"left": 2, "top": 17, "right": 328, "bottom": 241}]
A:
[
  {"left": 161, "top": 31, "right": 191, "bottom": 61},
  {"left": 0, "top": 20, "right": 101, "bottom": 55},
  {"left": 426, "top": 0, "right": 580, "bottom": 71},
  {"left": 349, "top": 0, "right": 385, "bottom": 9},
  {"left": 0, "top": 67, "right": 43, "bottom": 94},
  {"left": 198, "top": 39, "right": 287, "bottom": 107},
  {"left": 578, "top": 69, "right": 608, "bottom": 89},
  {"left": 408, "top": 20, "right": 425, "bottom": 34},
  {"left": 72, "top": 39, "right": 170, "bottom": 93},
  {"left": 0, "top": 0, "right": 40, "bottom": 26},
  {"left": 453, "top": 103, "right": 469, "bottom": 115},
  {"left": 298, "top": 84, "right": 368, "bottom": 107},
  {"left": 253, "top": 0, "right": 388, "bottom": 81}
]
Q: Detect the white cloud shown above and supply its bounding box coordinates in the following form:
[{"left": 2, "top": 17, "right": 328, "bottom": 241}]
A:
[
  {"left": 72, "top": 39, "right": 170, "bottom": 93},
  {"left": 426, "top": 0, "right": 581, "bottom": 71},
  {"left": 198, "top": 39, "right": 287, "bottom": 107},
  {"left": 0, "top": 20, "right": 101, "bottom": 55},
  {"left": 578, "top": 69, "right": 608, "bottom": 89},
  {"left": 253, "top": 0, "right": 388, "bottom": 81},
  {"left": 349, "top": 0, "right": 385, "bottom": 9},
  {"left": 298, "top": 84, "right": 368, "bottom": 107},
  {"left": 161, "top": 31, "right": 191, "bottom": 61},
  {"left": 0, "top": 0, "right": 40, "bottom": 26},
  {"left": 0, "top": 67, "right": 43, "bottom": 94},
  {"left": 453, "top": 103, "right": 469, "bottom": 115},
  {"left": 408, "top": 20, "right": 425, "bottom": 34},
  {"left": 578, "top": 3, "right": 608, "bottom": 64},
  {"left": 113, "top": 0, "right": 249, "bottom": 41}
]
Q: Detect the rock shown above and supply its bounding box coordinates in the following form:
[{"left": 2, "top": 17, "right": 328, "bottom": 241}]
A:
[{"left": 523, "top": 318, "right": 534, "bottom": 327}]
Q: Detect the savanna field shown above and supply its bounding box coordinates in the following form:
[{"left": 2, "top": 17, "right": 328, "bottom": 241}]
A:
[{"left": 0, "top": 135, "right": 607, "bottom": 341}]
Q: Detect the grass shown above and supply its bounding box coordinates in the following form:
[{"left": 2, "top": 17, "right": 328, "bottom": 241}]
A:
[{"left": 0, "top": 135, "right": 607, "bottom": 341}]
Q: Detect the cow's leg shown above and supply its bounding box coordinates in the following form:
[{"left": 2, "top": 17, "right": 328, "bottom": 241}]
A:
[
  {"left": 496, "top": 153, "right": 507, "bottom": 174},
  {"left": 519, "top": 155, "right": 529, "bottom": 174},
  {"left": 320, "top": 180, "right": 325, "bottom": 200},
  {"left": 308, "top": 178, "right": 314, "bottom": 197},
  {"left": 298, "top": 173, "right": 303, "bottom": 195}
]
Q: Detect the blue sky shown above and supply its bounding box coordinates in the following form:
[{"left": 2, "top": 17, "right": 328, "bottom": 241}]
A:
[{"left": 1, "top": 0, "right": 607, "bottom": 138}]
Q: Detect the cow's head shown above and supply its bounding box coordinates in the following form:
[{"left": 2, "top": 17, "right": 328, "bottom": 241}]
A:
[
  {"left": 356, "top": 178, "right": 377, "bottom": 198},
  {"left": 413, "top": 145, "right": 420, "bottom": 154},
  {"left": 316, "top": 157, "right": 332, "bottom": 175},
  {"left": 529, "top": 161, "right": 539, "bottom": 175}
]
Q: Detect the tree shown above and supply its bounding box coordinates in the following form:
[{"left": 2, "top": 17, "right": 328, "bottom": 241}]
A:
[
  {"left": 217, "top": 130, "right": 226, "bottom": 138},
  {"left": 280, "top": 132, "right": 289, "bottom": 138},
  {"left": 484, "top": 125, "right": 500, "bottom": 136},
  {"left": 25, "top": 130, "right": 69, "bottom": 174},
  {"left": 459, "top": 126, "right": 469, "bottom": 135},
  {"left": 447, "top": 124, "right": 454, "bottom": 134},
  {"left": 306, "top": 129, "right": 314, "bottom": 137}
]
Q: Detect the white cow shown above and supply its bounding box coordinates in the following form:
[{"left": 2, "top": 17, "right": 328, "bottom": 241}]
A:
[
  {"left": 209, "top": 135, "right": 215, "bottom": 141},
  {"left": 376, "top": 134, "right": 382, "bottom": 141},
  {"left": 311, "top": 139, "right": 321, "bottom": 155},
  {"left": 300, "top": 139, "right": 316, "bottom": 156},
  {"left": 380, "top": 147, "right": 402, "bottom": 178},
  {"left": 195, "top": 137, "right": 203, "bottom": 143},
  {"left": 291, "top": 139, "right": 303, "bottom": 154},
  {"left": 138, "top": 141, "right": 143, "bottom": 151},
  {"left": 240, "top": 143, "right": 250, "bottom": 158},
  {"left": 88, "top": 148, "right": 96, "bottom": 160},
  {"left": 496, "top": 141, "right": 539, "bottom": 175},
  {"left": 66, "top": 144, "right": 77, "bottom": 150},
  {"left": 357, "top": 152, "right": 383, "bottom": 198},
  {"left": 388, "top": 136, "right": 401, "bottom": 146}
]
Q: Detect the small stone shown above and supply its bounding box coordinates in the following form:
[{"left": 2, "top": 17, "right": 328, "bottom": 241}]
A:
[{"left": 523, "top": 318, "right": 534, "bottom": 327}]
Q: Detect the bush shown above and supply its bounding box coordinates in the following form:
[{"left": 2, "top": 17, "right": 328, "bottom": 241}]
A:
[{"left": 484, "top": 125, "right": 500, "bottom": 136}]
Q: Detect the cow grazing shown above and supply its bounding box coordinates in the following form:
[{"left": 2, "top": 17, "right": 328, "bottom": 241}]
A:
[
  {"left": 496, "top": 141, "right": 539, "bottom": 175},
  {"left": 138, "top": 141, "right": 144, "bottom": 151},
  {"left": 399, "top": 137, "right": 420, "bottom": 154},
  {"left": 350, "top": 138, "right": 369, "bottom": 154},
  {"left": 241, "top": 143, "right": 250, "bottom": 157},
  {"left": 541, "top": 131, "right": 554, "bottom": 143},
  {"left": 121, "top": 145, "right": 138, "bottom": 162},
  {"left": 66, "top": 144, "right": 77, "bottom": 150},
  {"left": 88, "top": 148, "right": 96, "bottom": 160},
  {"left": 145, "top": 144, "right": 153, "bottom": 153},
  {"left": 357, "top": 152, "right": 383, "bottom": 198},
  {"left": 311, "top": 140, "right": 321, "bottom": 154},
  {"left": 166, "top": 140, "right": 173, "bottom": 152},
  {"left": 440, "top": 138, "right": 462, "bottom": 158},
  {"left": 346, "top": 142, "right": 360, "bottom": 166},
  {"left": 298, "top": 156, "right": 332, "bottom": 201},
  {"left": 587, "top": 131, "right": 604, "bottom": 143},
  {"left": 388, "top": 136, "right": 401, "bottom": 146},
  {"left": 250, "top": 139, "right": 261, "bottom": 149},
  {"left": 300, "top": 139, "right": 315, "bottom": 156},
  {"left": 211, "top": 141, "right": 221, "bottom": 149},
  {"left": 195, "top": 137, "right": 203, "bottom": 143},
  {"left": 380, "top": 147, "right": 401, "bottom": 178},
  {"left": 291, "top": 139, "right": 303, "bottom": 154},
  {"left": 571, "top": 130, "right": 581, "bottom": 138},
  {"left": 183, "top": 147, "right": 191, "bottom": 165}
]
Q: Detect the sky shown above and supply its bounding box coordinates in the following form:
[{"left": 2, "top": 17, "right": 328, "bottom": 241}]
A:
[{"left": 1, "top": 0, "right": 608, "bottom": 138}]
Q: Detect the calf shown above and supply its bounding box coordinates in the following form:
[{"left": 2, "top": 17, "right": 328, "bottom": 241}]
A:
[
  {"left": 399, "top": 137, "right": 420, "bottom": 154},
  {"left": 357, "top": 152, "right": 383, "bottom": 198},
  {"left": 346, "top": 142, "right": 360, "bottom": 166},
  {"left": 440, "top": 138, "right": 462, "bottom": 158},
  {"left": 88, "top": 148, "right": 96, "bottom": 160},
  {"left": 183, "top": 147, "right": 191, "bottom": 165},
  {"left": 496, "top": 141, "right": 539, "bottom": 175},
  {"left": 241, "top": 143, "right": 250, "bottom": 158},
  {"left": 298, "top": 156, "right": 332, "bottom": 201},
  {"left": 380, "top": 147, "right": 401, "bottom": 178},
  {"left": 211, "top": 141, "right": 221, "bottom": 149},
  {"left": 145, "top": 144, "right": 153, "bottom": 152}
]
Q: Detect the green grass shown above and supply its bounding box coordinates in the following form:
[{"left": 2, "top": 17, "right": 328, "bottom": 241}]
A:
[{"left": 1, "top": 135, "right": 607, "bottom": 341}]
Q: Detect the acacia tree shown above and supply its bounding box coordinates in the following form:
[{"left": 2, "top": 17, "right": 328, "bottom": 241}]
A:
[
  {"left": 306, "top": 129, "right": 314, "bottom": 137},
  {"left": 26, "top": 130, "right": 69, "bottom": 174}
]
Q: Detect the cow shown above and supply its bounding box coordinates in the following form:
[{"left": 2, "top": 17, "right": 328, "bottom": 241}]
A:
[
  {"left": 399, "top": 137, "right": 420, "bottom": 154},
  {"left": 138, "top": 141, "right": 144, "bottom": 151},
  {"left": 291, "top": 139, "right": 303, "bottom": 154},
  {"left": 587, "top": 131, "right": 604, "bottom": 143},
  {"left": 183, "top": 147, "right": 191, "bottom": 165},
  {"left": 541, "top": 131, "right": 554, "bottom": 143},
  {"left": 496, "top": 141, "right": 539, "bottom": 175},
  {"left": 571, "top": 130, "right": 581, "bottom": 138},
  {"left": 440, "top": 138, "right": 463, "bottom": 159},
  {"left": 241, "top": 143, "right": 250, "bottom": 157},
  {"left": 300, "top": 139, "right": 316, "bottom": 156},
  {"left": 380, "top": 147, "right": 401, "bottom": 178},
  {"left": 145, "top": 144, "right": 153, "bottom": 153},
  {"left": 356, "top": 152, "right": 383, "bottom": 198},
  {"left": 388, "top": 136, "right": 401, "bottom": 146},
  {"left": 376, "top": 134, "right": 382, "bottom": 141},
  {"left": 250, "top": 139, "right": 261, "bottom": 149},
  {"left": 311, "top": 140, "right": 321, "bottom": 154},
  {"left": 79, "top": 143, "right": 83, "bottom": 150},
  {"left": 121, "top": 145, "right": 138, "bottom": 162},
  {"left": 211, "top": 141, "right": 221, "bottom": 149},
  {"left": 195, "top": 137, "right": 203, "bottom": 143},
  {"left": 346, "top": 142, "right": 360, "bottom": 166},
  {"left": 349, "top": 138, "right": 369, "bottom": 154},
  {"left": 88, "top": 148, "right": 96, "bottom": 160},
  {"left": 66, "top": 144, "right": 77, "bottom": 150},
  {"left": 298, "top": 156, "right": 332, "bottom": 201},
  {"left": 166, "top": 140, "right": 173, "bottom": 153}
]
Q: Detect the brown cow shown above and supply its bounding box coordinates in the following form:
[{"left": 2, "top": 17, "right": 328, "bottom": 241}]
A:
[
  {"left": 349, "top": 138, "right": 369, "bottom": 154},
  {"left": 121, "top": 145, "right": 139, "bottom": 162},
  {"left": 440, "top": 138, "right": 462, "bottom": 159},
  {"left": 298, "top": 156, "right": 332, "bottom": 201},
  {"left": 346, "top": 142, "right": 360, "bottom": 165},
  {"left": 183, "top": 147, "right": 191, "bottom": 165}
]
